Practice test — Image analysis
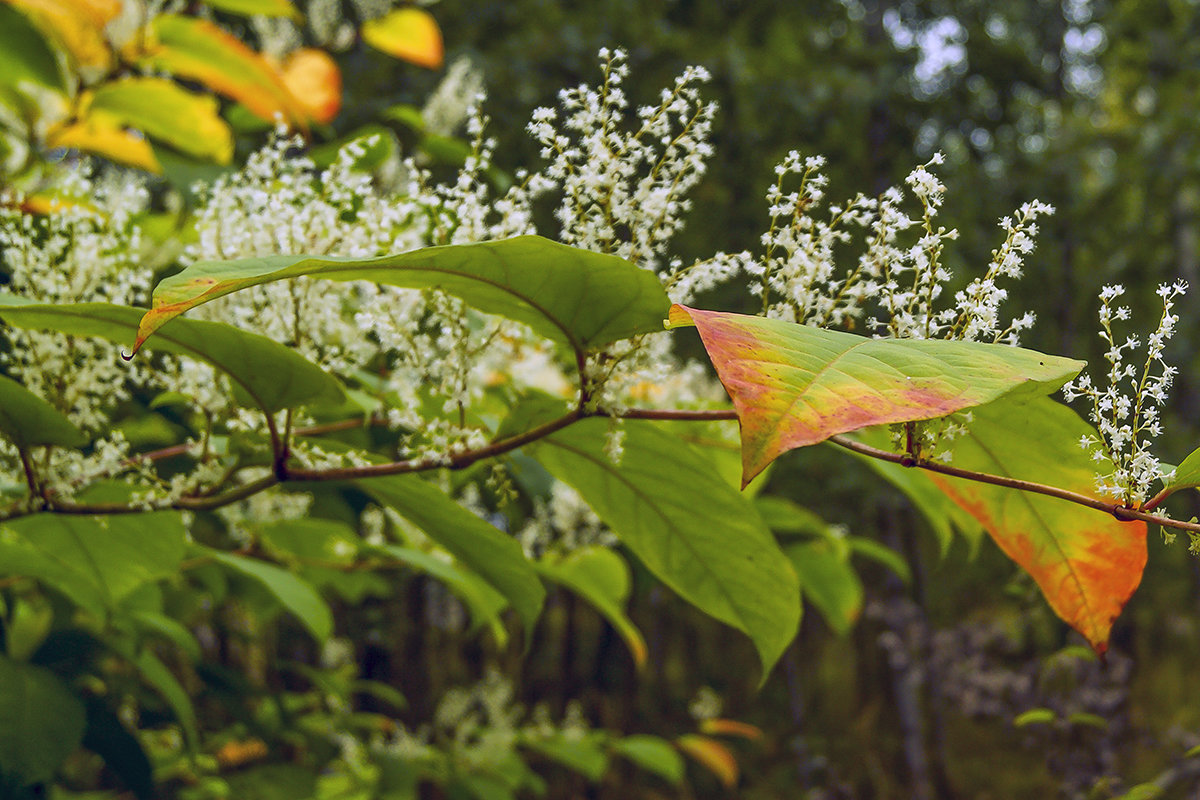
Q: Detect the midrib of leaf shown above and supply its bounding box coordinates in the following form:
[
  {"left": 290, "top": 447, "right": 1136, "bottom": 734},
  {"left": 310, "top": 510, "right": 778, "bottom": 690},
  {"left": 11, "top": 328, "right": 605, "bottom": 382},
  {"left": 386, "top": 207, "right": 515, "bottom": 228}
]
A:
[
  {"left": 953, "top": 433, "right": 1096, "bottom": 632},
  {"left": 538, "top": 437, "right": 747, "bottom": 631},
  {"left": 157, "top": 261, "right": 583, "bottom": 354}
]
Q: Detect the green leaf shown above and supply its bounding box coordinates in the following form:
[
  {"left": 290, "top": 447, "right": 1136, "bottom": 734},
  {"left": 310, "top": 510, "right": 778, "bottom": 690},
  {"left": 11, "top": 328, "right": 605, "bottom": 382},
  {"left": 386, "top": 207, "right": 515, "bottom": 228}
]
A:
[
  {"left": 784, "top": 539, "right": 862, "bottom": 635},
  {"left": 1161, "top": 446, "right": 1200, "bottom": 495},
  {"left": 125, "top": 611, "right": 202, "bottom": 663},
  {"left": 612, "top": 735, "right": 684, "bottom": 785},
  {"left": 0, "top": 655, "right": 85, "bottom": 784},
  {"left": 373, "top": 544, "right": 508, "bottom": 645},
  {"left": 754, "top": 496, "right": 829, "bottom": 537},
  {"left": 536, "top": 547, "right": 647, "bottom": 667},
  {"left": 927, "top": 398, "right": 1147, "bottom": 654},
  {"left": 1115, "top": 784, "right": 1164, "bottom": 800},
  {"left": 0, "top": 374, "right": 86, "bottom": 449},
  {"left": 88, "top": 77, "right": 233, "bottom": 163},
  {"left": 667, "top": 305, "right": 1084, "bottom": 484},
  {"left": 202, "top": 0, "right": 301, "bottom": 20},
  {"left": 525, "top": 417, "right": 801, "bottom": 679},
  {"left": 259, "top": 518, "right": 359, "bottom": 565},
  {"left": 0, "top": 512, "right": 187, "bottom": 614},
  {"left": 0, "top": 4, "right": 67, "bottom": 113},
  {"left": 521, "top": 731, "right": 609, "bottom": 781},
  {"left": 205, "top": 549, "right": 333, "bottom": 643},
  {"left": 846, "top": 538, "right": 911, "bottom": 584},
  {"left": 225, "top": 764, "right": 317, "bottom": 799},
  {"left": 134, "top": 237, "right": 670, "bottom": 355},
  {"left": 0, "top": 296, "right": 344, "bottom": 413},
  {"left": 360, "top": 475, "right": 545, "bottom": 638},
  {"left": 131, "top": 648, "right": 197, "bottom": 752},
  {"left": 1013, "top": 708, "right": 1056, "bottom": 727}
]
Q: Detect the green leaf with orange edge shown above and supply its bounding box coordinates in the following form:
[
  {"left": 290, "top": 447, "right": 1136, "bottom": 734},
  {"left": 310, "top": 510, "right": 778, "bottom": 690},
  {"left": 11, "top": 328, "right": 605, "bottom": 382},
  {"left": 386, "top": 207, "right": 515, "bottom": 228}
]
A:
[
  {"left": 924, "top": 397, "right": 1147, "bottom": 654},
  {"left": 0, "top": 296, "right": 344, "bottom": 413},
  {"left": 666, "top": 305, "right": 1083, "bottom": 486},
  {"left": 134, "top": 236, "right": 670, "bottom": 355},
  {"left": 361, "top": 7, "right": 443, "bottom": 69},
  {"left": 535, "top": 546, "right": 647, "bottom": 668},
  {"left": 675, "top": 734, "right": 738, "bottom": 788},
  {"left": 88, "top": 77, "right": 234, "bottom": 163},
  {"left": 135, "top": 15, "right": 304, "bottom": 126}
]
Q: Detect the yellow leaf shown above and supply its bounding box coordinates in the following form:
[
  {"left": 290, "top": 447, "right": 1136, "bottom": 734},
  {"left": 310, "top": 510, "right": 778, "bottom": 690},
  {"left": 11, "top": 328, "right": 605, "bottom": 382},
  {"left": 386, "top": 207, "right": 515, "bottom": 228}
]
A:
[
  {"left": 47, "top": 109, "right": 160, "bottom": 172},
  {"left": 3, "top": 0, "right": 117, "bottom": 76},
  {"left": 675, "top": 734, "right": 738, "bottom": 788},
  {"left": 136, "top": 15, "right": 305, "bottom": 126},
  {"left": 278, "top": 48, "right": 341, "bottom": 124},
  {"left": 361, "top": 7, "right": 443, "bottom": 70},
  {"left": 89, "top": 76, "right": 233, "bottom": 163}
]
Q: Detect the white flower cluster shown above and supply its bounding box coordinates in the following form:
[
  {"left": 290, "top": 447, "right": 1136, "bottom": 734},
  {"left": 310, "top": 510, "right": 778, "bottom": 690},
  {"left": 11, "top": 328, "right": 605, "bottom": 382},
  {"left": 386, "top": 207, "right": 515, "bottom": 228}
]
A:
[
  {"left": 528, "top": 48, "right": 716, "bottom": 274},
  {"left": 517, "top": 481, "right": 615, "bottom": 559},
  {"left": 1062, "top": 281, "right": 1187, "bottom": 505},
  {"left": 0, "top": 166, "right": 156, "bottom": 501},
  {"left": 731, "top": 152, "right": 1049, "bottom": 343}
]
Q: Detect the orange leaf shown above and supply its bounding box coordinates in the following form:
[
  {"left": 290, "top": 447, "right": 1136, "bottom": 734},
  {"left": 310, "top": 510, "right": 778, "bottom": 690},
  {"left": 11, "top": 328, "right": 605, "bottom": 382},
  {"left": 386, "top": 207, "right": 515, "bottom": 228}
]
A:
[
  {"left": 675, "top": 734, "right": 738, "bottom": 788},
  {"left": 47, "top": 110, "right": 160, "bottom": 172},
  {"left": 361, "top": 7, "right": 443, "bottom": 69},
  {"left": 699, "top": 718, "right": 763, "bottom": 741},
  {"left": 279, "top": 48, "right": 341, "bottom": 124},
  {"left": 135, "top": 15, "right": 305, "bottom": 126},
  {"left": 922, "top": 398, "right": 1147, "bottom": 653}
]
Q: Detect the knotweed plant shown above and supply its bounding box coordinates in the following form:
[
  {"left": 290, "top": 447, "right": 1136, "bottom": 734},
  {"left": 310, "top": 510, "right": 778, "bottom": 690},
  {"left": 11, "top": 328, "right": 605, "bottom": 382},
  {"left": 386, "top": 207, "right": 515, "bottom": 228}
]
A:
[{"left": 1062, "top": 282, "right": 1187, "bottom": 506}]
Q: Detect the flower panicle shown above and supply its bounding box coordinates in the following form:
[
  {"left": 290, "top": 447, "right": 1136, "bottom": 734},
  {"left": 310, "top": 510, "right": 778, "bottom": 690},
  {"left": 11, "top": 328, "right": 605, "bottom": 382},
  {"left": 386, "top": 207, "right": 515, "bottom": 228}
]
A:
[{"left": 1062, "top": 280, "right": 1187, "bottom": 506}]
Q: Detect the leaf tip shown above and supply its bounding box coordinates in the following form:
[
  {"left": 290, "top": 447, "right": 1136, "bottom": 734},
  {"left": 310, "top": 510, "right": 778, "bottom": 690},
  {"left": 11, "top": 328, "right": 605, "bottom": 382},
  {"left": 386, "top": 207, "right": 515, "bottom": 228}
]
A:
[{"left": 665, "top": 304, "right": 696, "bottom": 330}]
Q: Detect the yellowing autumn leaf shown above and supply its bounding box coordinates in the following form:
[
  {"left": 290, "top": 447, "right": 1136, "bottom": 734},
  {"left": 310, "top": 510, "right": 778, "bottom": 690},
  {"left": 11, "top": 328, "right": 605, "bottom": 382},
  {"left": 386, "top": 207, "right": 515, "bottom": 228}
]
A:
[
  {"left": 361, "top": 7, "right": 443, "bottom": 69},
  {"left": 47, "top": 109, "right": 159, "bottom": 172},
  {"left": 667, "top": 305, "right": 1083, "bottom": 485},
  {"left": 88, "top": 76, "right": 233, "bottom": 163},
  {"left": 135, "top": 15, "right": 305, "bottom": 126}
]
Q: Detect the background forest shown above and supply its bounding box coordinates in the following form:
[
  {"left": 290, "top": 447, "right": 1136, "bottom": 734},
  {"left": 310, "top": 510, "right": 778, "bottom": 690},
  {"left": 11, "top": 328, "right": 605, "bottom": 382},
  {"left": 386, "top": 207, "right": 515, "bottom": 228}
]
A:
[{"left": 3, "top": 0, "right": 1200, "bottom": 798}]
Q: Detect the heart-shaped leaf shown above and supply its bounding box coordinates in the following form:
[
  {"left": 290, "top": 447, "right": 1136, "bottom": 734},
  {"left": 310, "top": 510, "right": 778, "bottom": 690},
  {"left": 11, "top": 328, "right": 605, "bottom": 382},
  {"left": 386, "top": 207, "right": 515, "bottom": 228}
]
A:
[
  {"left": 134, "top": 237, "right": 670, "bottom": 356},
  {"left": 668, "top": 305, "right": 1083, "bottom": 485},
  {"left": 926, "top": 398, "right": 1147, "bottom": 653}
]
